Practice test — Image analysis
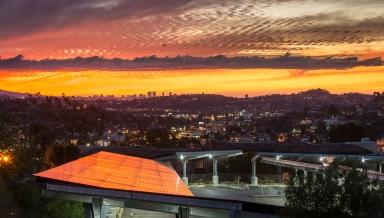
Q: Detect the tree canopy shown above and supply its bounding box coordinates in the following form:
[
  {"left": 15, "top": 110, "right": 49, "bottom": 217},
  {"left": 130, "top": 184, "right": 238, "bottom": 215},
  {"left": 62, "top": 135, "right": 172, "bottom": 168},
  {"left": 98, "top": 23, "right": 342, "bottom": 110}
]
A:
[{"left": 284, "top": 161, "right": 384, "bottom": 218}]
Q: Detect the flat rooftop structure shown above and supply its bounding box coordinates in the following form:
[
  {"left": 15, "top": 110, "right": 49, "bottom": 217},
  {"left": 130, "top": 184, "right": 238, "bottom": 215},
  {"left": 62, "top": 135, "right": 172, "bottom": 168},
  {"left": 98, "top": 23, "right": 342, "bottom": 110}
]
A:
[
  {"left": 257, "top": 152, "right": 384, "bottom": 164},
  {"left": 79, "top": 142, "right": 376, "bottom": 162},
  {"left": 79, "top": 145, "right": 194, "bottom": 159},
  {"left": 35, "top": 151, "right": 281, "bottom": 217},
  {"left": 34, "top": 151, "right": 193, "bottom": 197},
  {"left": 156, "top": 150, "right": 243, "bottom": 186},
  {"left": 156, "top": 150, "right": 243, "bottom": 161},
  {"left": 79, "top": 141, "right": 376, "bottom": 161},
  {"left": 259, "top": 156, "right": 384, "bottom": 180},
  {"left": 219, "top": 142, "right": 375, "bottom": 155}
]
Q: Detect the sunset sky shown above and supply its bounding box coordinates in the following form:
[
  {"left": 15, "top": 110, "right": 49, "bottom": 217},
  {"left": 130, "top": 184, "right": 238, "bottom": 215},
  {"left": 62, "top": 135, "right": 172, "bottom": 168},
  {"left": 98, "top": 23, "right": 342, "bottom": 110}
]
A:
[{"left": 1, "top": 0, "right": 384, "bottom": 96}]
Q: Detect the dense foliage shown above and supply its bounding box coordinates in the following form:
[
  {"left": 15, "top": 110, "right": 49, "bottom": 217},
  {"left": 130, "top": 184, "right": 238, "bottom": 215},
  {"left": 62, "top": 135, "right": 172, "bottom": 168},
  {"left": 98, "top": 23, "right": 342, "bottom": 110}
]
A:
[
  {"left": 284, "top": 162, "right": 384, "bottom": 218},
  {"left": 0, "top": 110, "right": 83, "bottom": 217}
]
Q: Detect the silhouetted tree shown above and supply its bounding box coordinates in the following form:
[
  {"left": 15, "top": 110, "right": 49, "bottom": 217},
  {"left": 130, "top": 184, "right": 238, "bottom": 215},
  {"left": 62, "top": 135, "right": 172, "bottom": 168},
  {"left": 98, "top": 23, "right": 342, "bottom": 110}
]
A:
[
  {"left": 283, "top": 161, "right": 384, "bottom": 218},
  {"left": 329, "top": 123, "right": 364, "bottom": 142}
]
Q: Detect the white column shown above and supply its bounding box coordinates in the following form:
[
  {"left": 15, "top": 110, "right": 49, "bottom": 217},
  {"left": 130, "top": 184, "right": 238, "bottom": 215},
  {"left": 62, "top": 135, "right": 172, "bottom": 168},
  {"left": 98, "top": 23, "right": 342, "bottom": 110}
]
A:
[
  {"left": 379, "top": 162, "right": 383, "bottom": 173},
  {"left": 182, "top": 160, "right": 188, "bottom": 186},
  {"left": 276, "top": 166, "right": 282, "bottom": 182},
  {"left": 212, "top": 159, "right": 219, "bottom": 186},
  {"left": 251, "top": 160, "right": 258, "bottom": 185},
  {"left": 303, "top": 170, "right": 308, "bottom": 182}
]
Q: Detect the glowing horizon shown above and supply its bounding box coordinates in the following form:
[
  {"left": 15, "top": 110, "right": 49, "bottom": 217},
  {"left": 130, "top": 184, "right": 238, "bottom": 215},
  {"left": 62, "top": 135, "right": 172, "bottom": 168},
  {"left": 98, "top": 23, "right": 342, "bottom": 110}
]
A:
[{"left": 1, "top": 66, "right": 383, "bottom": 97}]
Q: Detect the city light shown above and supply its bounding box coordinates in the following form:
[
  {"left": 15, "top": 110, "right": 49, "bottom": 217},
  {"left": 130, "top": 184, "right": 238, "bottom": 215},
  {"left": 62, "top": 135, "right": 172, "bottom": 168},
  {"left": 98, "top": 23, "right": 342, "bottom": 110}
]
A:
[
  {"left": 208, "top": 154, "right": 213, "bottom": 159},
  {"left": 276, "top": 155, "right": 282, "bottom": 160},
  {"left": 0, "top": 151, "right": 12, "bottom": 165},
  {"left": 321, "top": 156, "right": 335, "bottom": 167},
  {"left": 179, "top": 154, "right": 184, "bottom": 160},
  {"left": 361, "top": 157, "right": 366, "bottom": 163}
]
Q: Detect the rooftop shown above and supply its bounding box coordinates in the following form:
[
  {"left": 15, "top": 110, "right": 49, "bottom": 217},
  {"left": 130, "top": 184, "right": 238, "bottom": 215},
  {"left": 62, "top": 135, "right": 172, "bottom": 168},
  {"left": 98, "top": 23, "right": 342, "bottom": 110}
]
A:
[{"left": 34, "top": 151, "right": 193, "bottom": 197}]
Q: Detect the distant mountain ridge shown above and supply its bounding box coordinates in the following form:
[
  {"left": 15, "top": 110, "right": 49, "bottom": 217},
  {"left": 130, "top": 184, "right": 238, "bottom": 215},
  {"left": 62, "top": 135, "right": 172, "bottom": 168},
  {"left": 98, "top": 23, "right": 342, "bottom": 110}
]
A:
[
  {"left": 0, "top": 88, "right": 378, "bottom": 112},
  {"left": 0, "top": 88, "right": 373, "bottom": 99},
  {"left": 123, "top": 89, "right": 373, "bottom": 112},
  {"left": 0, "top": 89, "right": 29, "bottom": 98}
]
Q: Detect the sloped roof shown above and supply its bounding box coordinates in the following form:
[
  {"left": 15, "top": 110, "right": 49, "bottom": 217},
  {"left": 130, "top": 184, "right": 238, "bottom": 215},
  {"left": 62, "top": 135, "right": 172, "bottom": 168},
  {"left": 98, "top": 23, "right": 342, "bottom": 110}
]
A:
[{"left": 34, "top": 151, "right": 193, "bottom": 197}]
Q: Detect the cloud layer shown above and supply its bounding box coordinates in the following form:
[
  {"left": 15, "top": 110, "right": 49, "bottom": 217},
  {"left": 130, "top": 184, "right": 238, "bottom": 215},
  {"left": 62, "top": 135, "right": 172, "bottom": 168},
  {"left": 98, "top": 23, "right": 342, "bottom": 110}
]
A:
[
  {"left": 0, "top": 0, "right": 193, "bottom": 39},
  {"left": 0, "top": 0, "right": 384, "bottom": 59},
  {"left": 0, "top": 54, "right": 382, "bottom": 70}
]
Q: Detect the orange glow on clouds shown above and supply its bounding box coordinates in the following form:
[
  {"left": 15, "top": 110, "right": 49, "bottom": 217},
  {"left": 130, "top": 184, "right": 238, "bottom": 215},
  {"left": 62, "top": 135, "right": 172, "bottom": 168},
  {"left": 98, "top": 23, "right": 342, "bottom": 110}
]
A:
[
  {"left": 1, "top": 66, "right": 384, "bottom": 97},
  {"left": 1, "top": 0, "right": 384, "bottom": 60}
]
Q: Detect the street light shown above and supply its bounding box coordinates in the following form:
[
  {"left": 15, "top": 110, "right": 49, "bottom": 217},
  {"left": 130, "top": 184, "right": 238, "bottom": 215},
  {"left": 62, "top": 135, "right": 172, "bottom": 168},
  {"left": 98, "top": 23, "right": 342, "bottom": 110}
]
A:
[
  {"left": 0, "top": 152, "right": 12, "bottom": 165},
  {"left": 3, "top": 156, "right": 9, "bottom": 162},
  {"left": 319, "top": 156, "right": 324, "bottom": 162}
]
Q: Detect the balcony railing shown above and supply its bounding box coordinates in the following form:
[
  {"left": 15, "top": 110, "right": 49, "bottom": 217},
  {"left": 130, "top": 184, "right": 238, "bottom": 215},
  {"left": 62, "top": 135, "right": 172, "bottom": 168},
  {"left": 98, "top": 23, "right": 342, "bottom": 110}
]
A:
[{"left": 188, "top": 173, "right": 286, "bottom": 186}]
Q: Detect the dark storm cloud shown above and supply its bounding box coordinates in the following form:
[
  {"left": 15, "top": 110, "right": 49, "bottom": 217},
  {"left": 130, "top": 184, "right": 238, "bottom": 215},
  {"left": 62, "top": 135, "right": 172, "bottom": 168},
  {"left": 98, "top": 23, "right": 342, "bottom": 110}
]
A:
[{"left": 0, "top": 54, "right": 382, "bottom": 70}]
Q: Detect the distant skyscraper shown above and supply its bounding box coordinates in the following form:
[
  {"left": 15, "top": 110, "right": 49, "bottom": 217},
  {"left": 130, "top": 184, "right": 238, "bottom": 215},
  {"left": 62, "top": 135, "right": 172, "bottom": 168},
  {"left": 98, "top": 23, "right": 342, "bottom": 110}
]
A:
[
  {"left": 147, "top": 91, "right": 152, "bottom": 98},
  {"left": 152, "top": 91, "right": 156, "bottom": 97},
  {"left": 245, "top": 94, "right": 249, "bottom": 99},
  {"left": 162, "top": 92, "right": 165, "bottom": 97},
  {"left": 169, "top": 92, "right": 172, "bottom": 96}
]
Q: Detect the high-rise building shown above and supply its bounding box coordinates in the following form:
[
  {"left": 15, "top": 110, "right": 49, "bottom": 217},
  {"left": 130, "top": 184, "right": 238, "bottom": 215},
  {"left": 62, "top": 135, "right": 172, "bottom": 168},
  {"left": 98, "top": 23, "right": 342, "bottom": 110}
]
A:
[
  {"left": 147, "top": 91, "right": 152, "bottom": 98},
  {"left": 152, "top": 91, "right": 156, "bottom": 97}
]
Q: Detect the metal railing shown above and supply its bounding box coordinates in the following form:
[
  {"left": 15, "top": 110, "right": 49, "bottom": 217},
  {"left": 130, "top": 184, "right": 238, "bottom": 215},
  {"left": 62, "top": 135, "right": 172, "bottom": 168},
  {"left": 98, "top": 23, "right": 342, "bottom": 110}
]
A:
[
  {"left": 188, "top": 173, "right": 285, "bottom": 186},
  {"left": 189, "top": 173, "right": 213, "bottom": 185}
]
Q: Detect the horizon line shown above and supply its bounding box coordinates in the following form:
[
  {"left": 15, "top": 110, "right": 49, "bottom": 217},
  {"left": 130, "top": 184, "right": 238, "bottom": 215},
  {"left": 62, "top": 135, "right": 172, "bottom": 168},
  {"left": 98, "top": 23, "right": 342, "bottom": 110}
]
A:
[{"left": 1, "top": 88, "right": 381, "bottom": 99}]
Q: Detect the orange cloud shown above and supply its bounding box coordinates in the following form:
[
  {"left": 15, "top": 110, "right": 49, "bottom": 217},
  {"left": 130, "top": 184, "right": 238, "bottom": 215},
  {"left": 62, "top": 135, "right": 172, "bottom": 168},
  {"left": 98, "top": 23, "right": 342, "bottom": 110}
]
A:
[{"left": 1, "top": 0, "right": 384, "bottom": 60}]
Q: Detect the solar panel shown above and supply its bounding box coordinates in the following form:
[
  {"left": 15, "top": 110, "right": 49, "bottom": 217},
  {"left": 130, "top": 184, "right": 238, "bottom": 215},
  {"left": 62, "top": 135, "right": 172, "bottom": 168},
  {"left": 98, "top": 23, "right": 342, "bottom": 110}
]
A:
[{"left": 34, "top": 151, "right": 193, "bottom": 197}]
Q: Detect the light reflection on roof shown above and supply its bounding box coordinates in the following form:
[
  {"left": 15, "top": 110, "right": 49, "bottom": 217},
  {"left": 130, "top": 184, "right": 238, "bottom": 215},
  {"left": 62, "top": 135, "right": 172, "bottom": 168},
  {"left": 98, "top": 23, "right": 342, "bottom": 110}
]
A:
[{"left": 34, "top": 151, "right": 193, "bottom": 197}]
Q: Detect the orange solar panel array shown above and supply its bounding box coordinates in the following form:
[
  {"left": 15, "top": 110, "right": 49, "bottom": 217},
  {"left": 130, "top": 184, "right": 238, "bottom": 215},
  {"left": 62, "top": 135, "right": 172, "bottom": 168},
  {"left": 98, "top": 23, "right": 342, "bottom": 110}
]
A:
[{"left": 34, "top": 151, "right": 193, "bottom": 197}]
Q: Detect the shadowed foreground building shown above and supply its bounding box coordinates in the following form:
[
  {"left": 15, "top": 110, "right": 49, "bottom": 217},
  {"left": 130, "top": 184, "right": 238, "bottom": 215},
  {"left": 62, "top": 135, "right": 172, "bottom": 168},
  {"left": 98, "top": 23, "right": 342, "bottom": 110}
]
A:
[{"left": 34, "top": 151, "right": 280, "bottom": 218}]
